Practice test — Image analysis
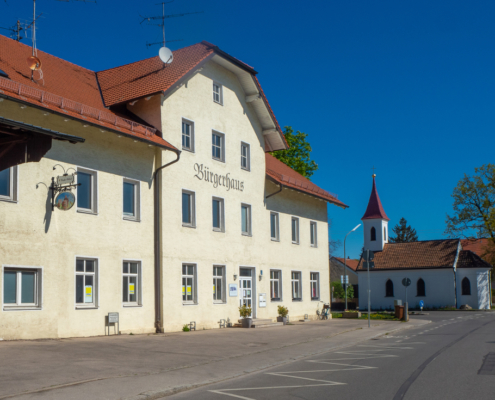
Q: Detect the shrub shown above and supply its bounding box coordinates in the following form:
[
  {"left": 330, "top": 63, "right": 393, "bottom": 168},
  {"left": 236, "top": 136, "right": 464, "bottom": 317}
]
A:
[
  {"left": 277, "top": 305, "right": 289, "bottom": 318},
  {"left": 239, "top": 305, "right": 252, "bottom": 318},
  {"left": 182, "top": 324, "right": 190, "bottom": 332}
]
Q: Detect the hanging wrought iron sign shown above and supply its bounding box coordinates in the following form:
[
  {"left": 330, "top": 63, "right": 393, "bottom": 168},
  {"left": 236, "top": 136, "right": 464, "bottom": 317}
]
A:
[
  {"left": 54, "top": 191, "right": 75, "bottom": 211},
  {"left": 36, "top": 165, "right": 80, "bottom": 212}
]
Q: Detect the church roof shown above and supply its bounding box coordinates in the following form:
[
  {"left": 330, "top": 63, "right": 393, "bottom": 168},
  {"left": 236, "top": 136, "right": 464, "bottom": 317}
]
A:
[
  {"left": 457, "top": 250, "right": 492, "bottom": 269},
  {"left": 461, "top": 238, "right": 492, "bottom": 261},
  {"left": 361, "top": 176, "right": 390, "bottom": 221},
  {"left": 332, "top": 257, "right": 360, "bottom": 272}
]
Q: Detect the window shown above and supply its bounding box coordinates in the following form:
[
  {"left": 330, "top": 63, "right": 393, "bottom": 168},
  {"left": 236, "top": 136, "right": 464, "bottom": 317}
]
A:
[
  {"left": 212, "top": 197, "right": 225, "bottom": 232},
  {"left": 241, "top": 203, "right": 252, "bottom": 236},
  {"left": 241, "top": 142, "right": 250, "bottom": 171},
  {"left": 384, "top": 227, "right": 387, "bottom": 241},
  {"left": 417, "top": 278, "right": 425, "bottom": 297},
  {"left": 123, "top": 261, "right": 141, "bottom": 305},
  {"left": 310, "top": 221, "right": 317, "bottom": 247},
  {"left": 3, "top": 267, "right": 41, "bottom": 310},
  {"left": 77, "top": 168, "right": 97, "bottom": 213},
  {"left": 291, "top": 271, "right": 302, "bottom": 301},
  {"left": 461, "top": 277, "right": 471, "bottom": 295},
  {"left": 371, "top": 227, "right": 376, "bottom": 241},
  {"left": 270, "top": 212, "right": 279, "bottom": 241},
  {"left": 213, "top": 266, "right": 225, "bottom": 303},
  {"left": 182, "top": 264, "right": 197, "bottom": 304},
  {"left": 182, "top": 119, "right": 194, "bottom": 152},
  {"left": 213, "top": 82, "right": 223, "bottom": 104},
  {"left": 270, "top": 270, "right": 282, "bottom": 301},
  {"left": 385, "top": 279, "right": 394, "bottom": 297},
  {"left": 182, "top": 190, "right": 196, "bottom": 227},
  {"left": 0, "top": 166, "right": 18, "bottom": 202},
  {"left": 310, "top": 272, "right": 319, "bottom": 300},
  {"left": 123, "top": 179, "right": 140, "bottom": 221},
  {"left": 212, "top": 131, "right": 225, "bottom": 162},
  {"left": 291, "top": 217, "right": 300, "bottom": 244},
  {"left": 75, "top": 258, "right": 97, "bottom": 308}
]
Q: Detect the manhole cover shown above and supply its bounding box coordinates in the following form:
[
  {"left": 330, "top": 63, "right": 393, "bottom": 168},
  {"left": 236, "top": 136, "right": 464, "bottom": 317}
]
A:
[{"left": 478, "top": 353, "right": 495, "bottom": 375}]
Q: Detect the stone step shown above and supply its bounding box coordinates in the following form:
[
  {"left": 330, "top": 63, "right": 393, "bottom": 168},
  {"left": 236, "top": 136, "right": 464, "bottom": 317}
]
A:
[{"left": 252, "top": 322, "right": 283, "bottom": 328}]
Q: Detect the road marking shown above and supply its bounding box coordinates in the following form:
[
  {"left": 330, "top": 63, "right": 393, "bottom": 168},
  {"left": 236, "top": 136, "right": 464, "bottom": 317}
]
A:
[
  {"left": 209, "top": 383, "right": 345, "bottom": 399},
  {"left": 358, "top": 345, "right": 414, "bottom": 349}
]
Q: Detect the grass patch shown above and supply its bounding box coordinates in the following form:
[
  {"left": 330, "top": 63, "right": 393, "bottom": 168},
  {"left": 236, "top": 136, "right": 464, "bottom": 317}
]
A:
[{"left": 331, "top": 312, "right": 400, "bottom": 321}]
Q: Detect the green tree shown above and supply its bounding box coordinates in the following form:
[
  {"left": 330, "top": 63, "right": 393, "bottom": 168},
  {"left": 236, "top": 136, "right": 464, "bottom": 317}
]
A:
[
  {"left": 331, "top": 281, "right": 354, "bottom": 299},
  {"left": 445, "top": 164, "right": 495, "bottom": 264},
  {"left": 389, "top": 218, "right": 418, "bottom": 243},
  {"left": 272, "top": 126, "right": 318, "bottom": 180}
]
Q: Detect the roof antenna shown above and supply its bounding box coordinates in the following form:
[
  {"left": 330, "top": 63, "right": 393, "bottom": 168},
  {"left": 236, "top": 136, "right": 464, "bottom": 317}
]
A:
[
  {"left": 140, "top": 1, "right": 203, "bottom": 65},
  {"left": 0, "top": 20, "right": 24, "bottom": 42}
]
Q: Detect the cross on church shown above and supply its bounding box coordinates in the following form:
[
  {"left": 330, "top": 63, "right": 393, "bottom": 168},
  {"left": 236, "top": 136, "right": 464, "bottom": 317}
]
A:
[{"left": 371, "top": 166, "right": 376, "bottom": 177}]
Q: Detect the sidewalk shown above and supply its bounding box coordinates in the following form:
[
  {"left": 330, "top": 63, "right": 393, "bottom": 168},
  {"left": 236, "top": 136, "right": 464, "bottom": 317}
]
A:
[{"left": 0, "top": 318, "right": 429, "bottom": 400}]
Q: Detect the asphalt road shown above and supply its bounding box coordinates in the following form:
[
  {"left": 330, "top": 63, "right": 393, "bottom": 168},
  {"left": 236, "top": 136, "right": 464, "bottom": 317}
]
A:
[{"left": 169, "top": 312, "right": 495, "bottom": 400}]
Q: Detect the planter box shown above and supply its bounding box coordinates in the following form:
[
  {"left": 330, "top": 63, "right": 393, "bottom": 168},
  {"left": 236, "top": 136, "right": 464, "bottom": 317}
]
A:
[
  {"left": 343, "top": 312, "right": 361, "bottom": 319},
  {"left": 241, "top": 318, "right": 252, "bottom": 328},
  {"left": 277, "top": 316, "right": 287, "bottom": 325}
]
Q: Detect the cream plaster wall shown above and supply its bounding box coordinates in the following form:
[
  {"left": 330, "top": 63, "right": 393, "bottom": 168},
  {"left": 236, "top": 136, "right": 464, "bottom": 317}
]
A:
[{"left": 0, "top": 100, "right": 157, "bottom": 339}]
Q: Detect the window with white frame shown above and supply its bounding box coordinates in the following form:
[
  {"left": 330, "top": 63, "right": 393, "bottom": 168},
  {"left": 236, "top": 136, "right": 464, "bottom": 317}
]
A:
[
  {"left": 182, "top": 119, "right": 194, "bottom": 152},
  {"left": 270, "top": 212, "right": 279, "bottom": 241},
  {"left": 123, "top": 178, "right": 140, "bottom": 221},
  {"left": 123, "top": 261, "right": 141, "bottom": 305},
  {"left": 310, "top": 272, "right": 319, "bottom": 300},
  {"left": 77, "top": 167, "right": 97, "bottom": 213},
  {"left": 241, "top": 142, "right": 250, "bottom": 171},
  {"left": 270, "top": 270, "right": 282, "bottom": 301},
  {"left": 241, "top": 203, "right": 252, "bottom": 236},
  {"left": 213, "top": 82, "right": 223, "bottom": 104},
  {"left": 212, "top": 131, "right": 225, "bottom": 162},
  {"left": 75, "top": 258, "right": 97, "bottom": 307},
  {"left": 213, "top": 265, "right": 225, "bottom": 303},
  {"left": 182, "top": 190, "right": 196, "bottom": 227},
  {"left": 3, "top": 267, "right": 41, "bottom": 309},
  {"left": 212, "top": 197, "right": 225, "bottom": 232},
  {"left": 182, "top": 264, "right": 196, "bottom": 304},
  {"left": 291, "top": 271, "right": 302, "bottom": 301},
  {"left": 0, "top": 166, "right": 18, "bottom": 202},
  {"left": 291, "top": 217, "right": 300, "bottom": 244},
  {"left": 310, "top": 221, "right": 318, "bottom": 247}
]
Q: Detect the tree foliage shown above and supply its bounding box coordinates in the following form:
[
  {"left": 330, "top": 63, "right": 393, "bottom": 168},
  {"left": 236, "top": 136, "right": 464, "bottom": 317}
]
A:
[
  {"left": 390, "top": 218, "right": 418, "bottom": 243},
  {"left": 445, "top": 164, "right": 495, "bottom": 264},
  {"left": 331, "top": 281, "right": 354, "bottom": 300},
  {"left": 271, "top": 126, "right": 318, "bottom": 180}
]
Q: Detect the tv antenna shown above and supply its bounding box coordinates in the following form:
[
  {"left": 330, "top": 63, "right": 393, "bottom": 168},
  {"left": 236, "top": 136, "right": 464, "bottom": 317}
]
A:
[
  {"left": 0, "top": 20, "right": 24, "bottom": 41},
  {"left": 140, "top": 1, "right": 203, "bottom": 65}
]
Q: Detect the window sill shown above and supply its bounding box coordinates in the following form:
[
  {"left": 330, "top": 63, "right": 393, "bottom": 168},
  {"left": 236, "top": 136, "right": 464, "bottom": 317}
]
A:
[
  {"left": 292, "top": 242, "right": 300, "bottom": 245},
  {"left": 292, "top": 298, "right": 302, "bottom": 302},
  {"left": 271, "top": 238, "right": 280, "bottom": 242},
  {"left": 242, "top": 232, "right": 252, "bottom": 237},
  {"left": 311, "top": 298, "right": 320, "bottom": 301},
  {"left": 213, "top": 100, "right": 223, "bottom": 106},
  {"left": 182, "top": 224, "right": 196, "bottom": 229},
  {"left": 213, "top": 301, "right": 227, "bottom": 305},
  {"left": 75, "top": 306, "right": 98, "bottom": 310},
  {"left": 182, "top": 302, "right": 198, "bottom": 306},
  {"left": 77, "top": 209, "right": 98, "bottom": 216},
  {"left": 271, "top": 298, "right": 282, "bottom": 302},
  {"left": 241, "top": 167, "right": 250, "bottom": 172},
  {"left": 310, "top": 245, "right": 318, "bottom": 248},
  {"left": 182, "top": 148, "right": 195, "bottom": 153},
  {"left": 0, "top": 198, "right": 17, "bottom": 203},
  {"left": 213, "top": 229, "right": 225, "bottom": 233},
  {"left": 3, "top": 306, "right": 41, "bottom": 311},
  {"left": 212, "top": 158, "right": 225, "bottom": 163},
  {"left": 122, "top": 304, "right": 142, "bottom": 308},
  {"left": 123, "top": 216, "right": 141, "bottom": 223}
]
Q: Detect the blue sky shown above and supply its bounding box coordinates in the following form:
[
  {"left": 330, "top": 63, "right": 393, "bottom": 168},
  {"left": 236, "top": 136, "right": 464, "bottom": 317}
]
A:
[{"left": 2, "top": 1, "right": 494, "bottom": 258}]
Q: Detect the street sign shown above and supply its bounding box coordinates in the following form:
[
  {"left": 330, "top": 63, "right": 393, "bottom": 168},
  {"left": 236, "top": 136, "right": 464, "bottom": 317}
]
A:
[
  {"left": 402, "top": 278, "right": 411, "bottom": 287},
  {"left": 363, "top": 261, "right": 374, "bottom": 269},
  {"left": 368, "top": 250, "right": 374, "bottom": 260},
  {"left": 419, "top": 300, "right": 424, "bottom": 310},
  {"left": 340, "top": 275, "right": 349, "bottom": 284}
]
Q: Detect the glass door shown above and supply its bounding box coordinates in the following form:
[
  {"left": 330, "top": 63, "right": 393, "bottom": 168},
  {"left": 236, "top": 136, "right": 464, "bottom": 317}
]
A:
[{"left": 239, "top": 278, "right": 252, "bottom": 317}]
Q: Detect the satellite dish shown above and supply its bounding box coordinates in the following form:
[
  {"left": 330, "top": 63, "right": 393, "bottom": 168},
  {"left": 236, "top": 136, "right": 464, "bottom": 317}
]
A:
[
  {"left": 159, "top": 47, "right": 173, "bottom": 64},
  {"left": 27, "top": 56, "right": 42, "bottom": 71}
]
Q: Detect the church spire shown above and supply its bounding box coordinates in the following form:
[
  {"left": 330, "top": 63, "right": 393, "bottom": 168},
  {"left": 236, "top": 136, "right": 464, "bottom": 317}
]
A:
[{"left": 362, "top": 174, "right": 390, "bottom": 221}]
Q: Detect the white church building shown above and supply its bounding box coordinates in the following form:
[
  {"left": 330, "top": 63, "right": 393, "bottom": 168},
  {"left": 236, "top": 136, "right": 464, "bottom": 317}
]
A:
[{"left": 357, "top": 175, "right": 492, "bottom": 310}]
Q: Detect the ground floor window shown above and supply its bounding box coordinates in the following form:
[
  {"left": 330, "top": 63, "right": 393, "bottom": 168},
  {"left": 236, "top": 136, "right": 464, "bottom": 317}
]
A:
[
  {"left": 417, "top": 278, "right": 425, "bottom": 297},
  {"left": 76, "top": 258, "right": 97, "bottom": 308},
  {"left": 213, "top": 265, "right": 225, "bottom": 303},
  {"left": 182, "top": 264, "right": 197, "bottom": 304},
  {"left": 3, "top": 267, "right": 41, "bottom": 309},
  {"left": 385, "top": 279, "right": 394, "bottom": 297},
  {"left": 123, "top": 261, "right": 141, "bottom": 305},
  {"left": 291, "top": 271, "right": 302, "bottom": 300},
  {"left": 461, "top": 277, "right": 471, "bottom": 295},
  {"left": 270, "top": 270, "right": 282, "bottom": 301},
  {"left": 310, "top": 272, "right": 319, "bottom": 300}
]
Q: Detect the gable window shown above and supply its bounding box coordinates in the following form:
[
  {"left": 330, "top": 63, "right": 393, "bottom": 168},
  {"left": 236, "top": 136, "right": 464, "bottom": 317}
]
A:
[
  {"left": 212, "top": 131, "right": 225, "bottom": 162},
  {"left": 182, "top": 190, "right": 196, "bottom": 227},
  {"left": 212, "top": 197, "right": 225, "bottom": 232},
  {"left": 123, "top": 178, "right": 140, "bottom": 221},
  {"left": 385, "top": 279, "right": 394, "bottom": 297},
  {"left": 3, "top": 267, "right": 41, "bottom": 310},
  {"left": 417, "top": 278, "right": 425, "bottom": 297},
  {"left": 0, "top": 166, "right": 18, "bottom": 202},
  {"left": 291, "top": 271, "right": 302, "bottom": 301},
  {"left": 182, "top": 264, "right": 197, "bottom": 304},
  {"left": 213, "top": 266, "right": 225, "bottom": 303},
  {"left": 310, "top": 272, "right": 320, "bottom": 300},
  {"left": 291, "top": 217, "right": 300, "bottom": 244},
  {"left": 241, "top": 142, "right": 250, "bottom": 171},
  {"left": 270, "top": 270, "right": 282, "bottom": 301},
  {"left": 310, "top": 221, "right": 317, "bottom": 247},
  {"left": 182, "top": 119, "right": 194, "bottom": 152},
  {"left": 77, "top": 167, "right": 97, "bottom": 214},
  {"left": 213, "top": 82, "right": 223, "bottom": 104},
  {"left": 241, "top": 203, "right": 252, "bottom": 236},
  {"left": 75, "top": 258, "right": 98, "bottom": 308},
  {"left": 384, "top": 227, "right": 387, "bottom": 242},
  {"left": 270, "top": 212, "right": 279, "bottom": 241},
  {"left": 123, "top": 261, "right": 141, "bottom": 305},
  {"left": 461, "top": 277, "right": 471, "bottom": 295},
  {"left": 371, "top": 227, "right": 376, "bottom": 241}
]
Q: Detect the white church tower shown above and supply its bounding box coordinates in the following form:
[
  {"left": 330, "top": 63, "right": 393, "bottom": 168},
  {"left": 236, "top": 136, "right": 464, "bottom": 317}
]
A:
[{"left": 362, "top": 174, "right": 390, "bottom": 252}]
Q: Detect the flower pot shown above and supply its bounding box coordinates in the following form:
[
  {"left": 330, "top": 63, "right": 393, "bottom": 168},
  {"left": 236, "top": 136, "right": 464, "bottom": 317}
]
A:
[
  {"left": 241, "top": 318, "right": 252, "bottom": 328},
  {"left": 277, "top": 316, "right": 287, "bottom": 325}
]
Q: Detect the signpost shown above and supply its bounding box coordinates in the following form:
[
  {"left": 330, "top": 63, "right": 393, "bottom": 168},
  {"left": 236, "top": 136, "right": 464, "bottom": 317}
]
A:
[
  {"left": 340, "top": 275, "right": 349, "bottom": 285},
  {"left": 419, "top": 299, "right": 424, "bottom": 313},
  {"left": 402, "top": 278, "right": 411, "bottom": 321},
  {"left": 107, "top": 312, "right": 119, "bottom": 336}
]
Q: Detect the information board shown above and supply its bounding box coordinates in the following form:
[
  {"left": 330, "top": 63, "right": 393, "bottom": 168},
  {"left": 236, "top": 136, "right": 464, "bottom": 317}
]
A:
[
  {"left": 229, "top": 283, "right": 238, "bottom": 297},
  {"left": 259, "top": 293, "right": 266, "bottom": 308},
  {"left": 108, "top": 312, "right": 119, "bottom": 324}
]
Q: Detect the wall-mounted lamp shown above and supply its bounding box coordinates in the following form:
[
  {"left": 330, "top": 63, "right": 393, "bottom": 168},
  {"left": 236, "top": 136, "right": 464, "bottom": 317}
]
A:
[
  {"left": 259, "top": 270, "right": 263, "bottom": 281},
  {"left": 233, "top": 274, "right": 237, "bottom": 281}
]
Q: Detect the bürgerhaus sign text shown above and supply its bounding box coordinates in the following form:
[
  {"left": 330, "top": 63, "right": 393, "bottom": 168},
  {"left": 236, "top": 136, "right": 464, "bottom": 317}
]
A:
[{"left": 194, "top": 163, "right": 244, "bottom": 191}]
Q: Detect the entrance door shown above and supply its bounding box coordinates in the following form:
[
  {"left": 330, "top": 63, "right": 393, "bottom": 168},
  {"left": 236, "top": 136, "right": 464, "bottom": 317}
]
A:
[{"left": 239, "top": 268, "right": 253, "bottom": 317}]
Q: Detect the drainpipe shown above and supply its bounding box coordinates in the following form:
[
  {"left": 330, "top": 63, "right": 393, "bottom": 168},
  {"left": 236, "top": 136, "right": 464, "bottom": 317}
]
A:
[
  {"left": 153, "top": 149, "right": 181, "bottom": 333},
  {"left": 265, "top": 183, "right": 283, "bottom": 199},
  {"left": 452, "top": 240, "right": 461, "bottom": 309}
]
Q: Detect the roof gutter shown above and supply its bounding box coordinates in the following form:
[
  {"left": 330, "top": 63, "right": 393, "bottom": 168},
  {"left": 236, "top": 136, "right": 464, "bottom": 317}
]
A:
[{"left": 153, "top": 149, "right": 181, "bottom": 333}]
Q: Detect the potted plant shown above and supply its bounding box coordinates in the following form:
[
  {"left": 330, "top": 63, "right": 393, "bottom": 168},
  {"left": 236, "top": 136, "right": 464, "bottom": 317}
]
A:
[
  {"left": 277, "top": 305, "right": 289, "bottom": 325},
  {"left": 239, "top": 305, "right": 252, "bottom": 328}
]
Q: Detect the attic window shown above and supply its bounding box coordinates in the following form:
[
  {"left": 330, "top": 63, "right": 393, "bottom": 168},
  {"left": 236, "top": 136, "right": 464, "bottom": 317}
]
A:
[{"left": 0, "top": 69, "right": 8, "bottom": 79}]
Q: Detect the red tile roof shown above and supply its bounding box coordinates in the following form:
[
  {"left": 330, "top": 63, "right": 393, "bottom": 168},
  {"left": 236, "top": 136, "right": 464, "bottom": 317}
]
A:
[
  {"left": 461, "top": 239, "right": 491, "bottom": 259},
  {"left": 362, "top": 176, "right": 390, "bottom": 221},
  {"left": 334, "top": 257, "right": 360, "bottom": 271},
  {"left": 265, "top": 153, "right": 348, "bottom": 208},
  {"left": 457, "top": 250, "right": 492, "bottom": 269}
]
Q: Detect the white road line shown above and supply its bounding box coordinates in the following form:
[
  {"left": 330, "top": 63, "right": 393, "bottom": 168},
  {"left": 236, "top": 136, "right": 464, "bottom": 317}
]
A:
[
  {"left": 357, "top": 345, "right": 414, "bottom": 349},
  {"left": 209, "top": 383, "right": 345, "bottom": 399}
]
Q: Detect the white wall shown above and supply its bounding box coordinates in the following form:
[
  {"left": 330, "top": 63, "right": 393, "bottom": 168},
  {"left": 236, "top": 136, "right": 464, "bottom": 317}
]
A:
[
  {"left": 456, "top": 268, "right": 491, "bottom": 310},
  {"left": 362, "top": 218, "right": 388, "bottom": 252}
]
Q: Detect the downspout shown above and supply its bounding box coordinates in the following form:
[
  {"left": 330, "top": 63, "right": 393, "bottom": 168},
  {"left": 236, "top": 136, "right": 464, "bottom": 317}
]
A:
[
  {"left": 153, "top": 149, "right": 181, "bottom": 333},
  {"left": 265, "top": 182, "right": 283, "bottom": 199},
  {"left": 452, "top": 240, "right": 461, "bottom": 309}
]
